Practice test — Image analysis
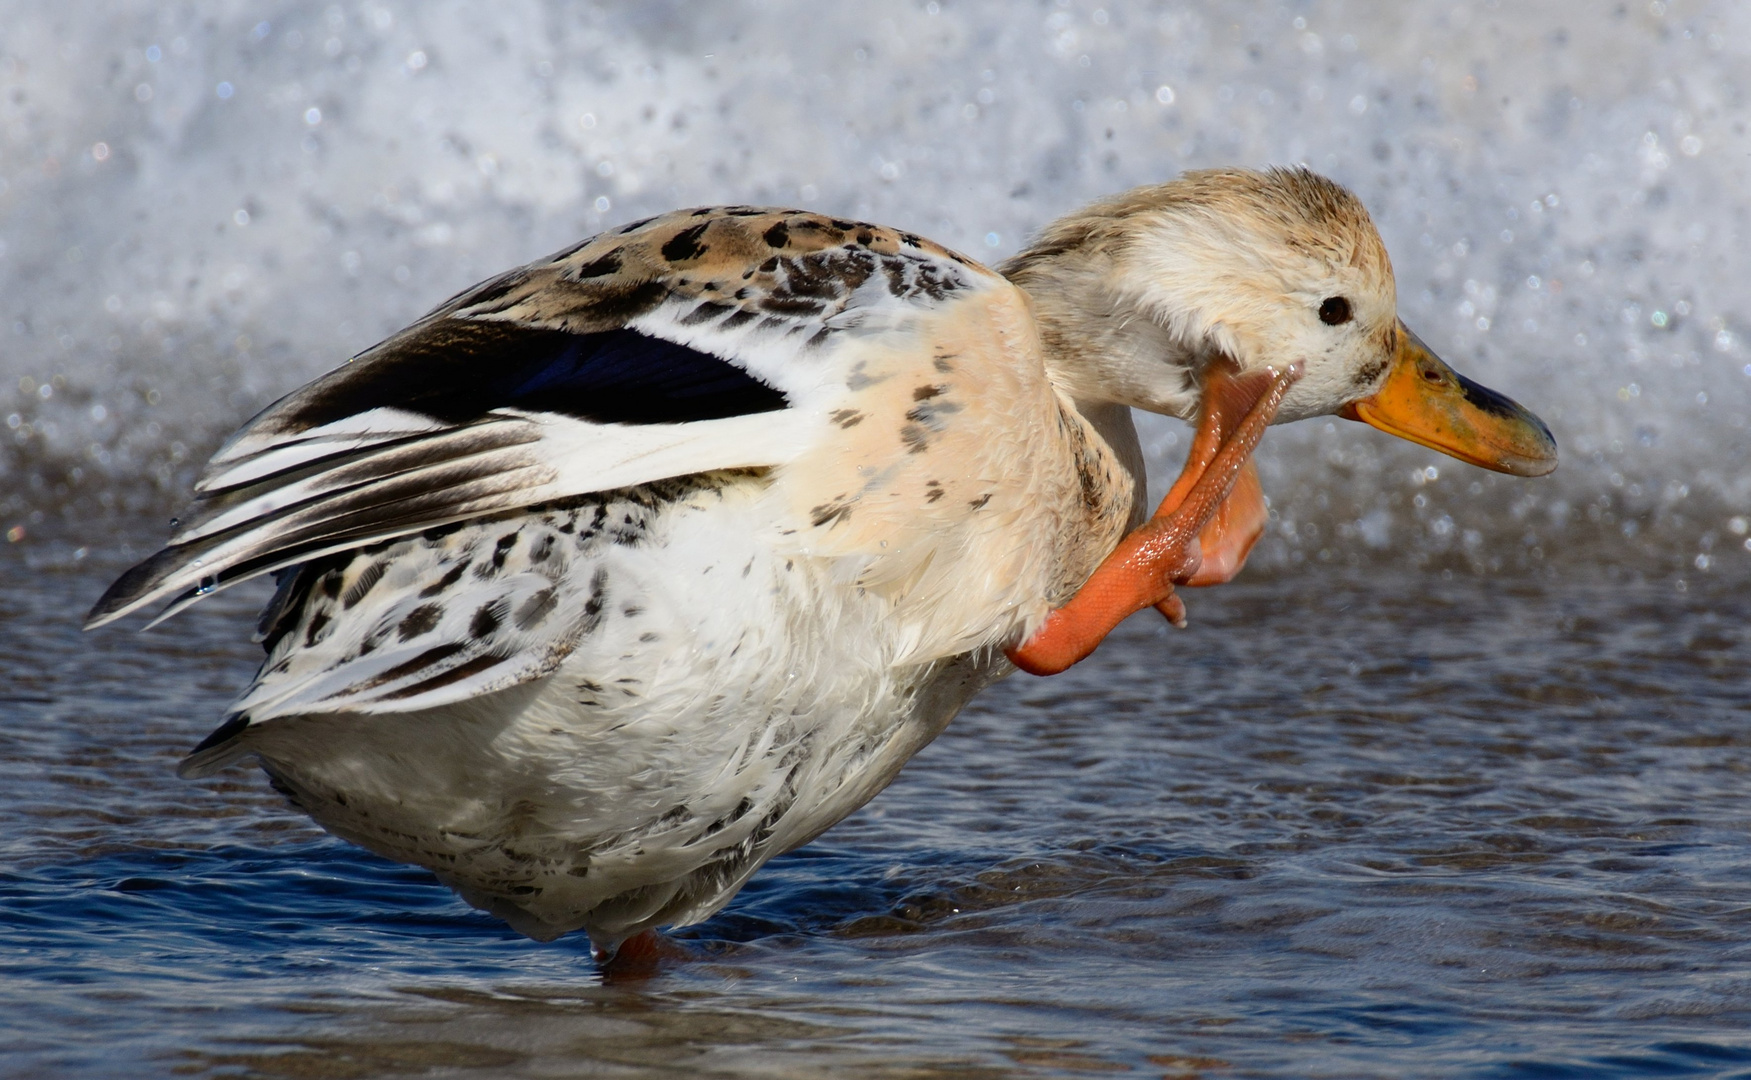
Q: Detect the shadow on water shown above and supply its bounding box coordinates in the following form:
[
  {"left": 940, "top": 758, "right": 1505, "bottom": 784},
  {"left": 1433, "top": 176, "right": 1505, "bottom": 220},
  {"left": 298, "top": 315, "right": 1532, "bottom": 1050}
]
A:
[{"left": 8, "top": 547, "right": 1751, "bottom": 1077}]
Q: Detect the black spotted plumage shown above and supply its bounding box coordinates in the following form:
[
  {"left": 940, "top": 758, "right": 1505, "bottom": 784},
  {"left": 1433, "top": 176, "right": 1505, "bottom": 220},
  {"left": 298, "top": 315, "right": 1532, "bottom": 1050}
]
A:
[
  {"left": 177, "top": 480, "right": 738, "bottom": 778},
  {"left": 85, "top": 204, "right": 993, "bottom": 639}
]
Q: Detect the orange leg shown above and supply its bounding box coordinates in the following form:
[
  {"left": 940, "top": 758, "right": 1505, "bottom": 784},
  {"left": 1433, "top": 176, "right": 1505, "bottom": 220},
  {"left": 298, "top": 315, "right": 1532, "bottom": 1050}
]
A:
[
  {"left": 1181, "top": 455, "right": 1267, "bottom": 588},
  {"left": 1141, "top": 375, "right": 1232, "bottom": 628},
  {"left": 1145, "top": 365, "right": 1274, "bottom": 601},
  {"left": 596, "top": 928, "right": 686, "bottom": 979},
  {"left": 1006, "top": 362, "right": 1300, "bottom": 676}
]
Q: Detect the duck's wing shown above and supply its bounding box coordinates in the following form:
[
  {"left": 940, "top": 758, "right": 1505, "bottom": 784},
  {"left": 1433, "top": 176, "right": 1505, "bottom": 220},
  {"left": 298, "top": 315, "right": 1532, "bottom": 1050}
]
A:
[
  {"left": 176, "top": 480, "right": 725, "bottom": 777},
  {"left": 86, "top": 208, "right": 1003, "bottom": 629}
]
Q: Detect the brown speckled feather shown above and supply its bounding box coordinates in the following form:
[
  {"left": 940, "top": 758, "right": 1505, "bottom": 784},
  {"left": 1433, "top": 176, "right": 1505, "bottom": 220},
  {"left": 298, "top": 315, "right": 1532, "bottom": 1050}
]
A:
[{"left": 88, "top": 207, "right": 1135, "bottom": 659}]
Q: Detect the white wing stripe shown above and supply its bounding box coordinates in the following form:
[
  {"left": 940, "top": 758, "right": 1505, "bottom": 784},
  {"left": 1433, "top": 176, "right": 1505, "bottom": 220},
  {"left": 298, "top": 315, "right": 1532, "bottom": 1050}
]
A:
[{"left": 201, "top": 406, "right": 448, "bottom": 482}]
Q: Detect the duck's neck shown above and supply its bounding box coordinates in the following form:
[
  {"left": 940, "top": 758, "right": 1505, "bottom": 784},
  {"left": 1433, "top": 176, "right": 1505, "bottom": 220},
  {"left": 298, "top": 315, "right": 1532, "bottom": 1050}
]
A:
[
  {"left": 1077, "top": 399, "right": 1148, "bottom": 531},
  {"left": 1003, "top": 248, "right": 1156, "bottom": 531},
  {"left": 1003, "top": 238, "right": 1202, "bottom": 426}
]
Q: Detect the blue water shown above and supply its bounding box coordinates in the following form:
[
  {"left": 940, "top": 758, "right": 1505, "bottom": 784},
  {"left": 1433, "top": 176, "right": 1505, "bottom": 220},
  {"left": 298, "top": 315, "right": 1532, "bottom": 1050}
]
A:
[
  {"left": 7, "top": 1, "right": 1751, "bottom": 1074},
  {"left": 7, "top": 544, "right": 1751, "bottom": 1078}
]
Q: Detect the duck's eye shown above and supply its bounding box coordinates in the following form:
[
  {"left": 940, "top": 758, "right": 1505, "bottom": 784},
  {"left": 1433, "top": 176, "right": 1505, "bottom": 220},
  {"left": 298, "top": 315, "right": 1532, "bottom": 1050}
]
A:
[{"left": 1319, "top": 297, "right": 1352, "bottom": 326}]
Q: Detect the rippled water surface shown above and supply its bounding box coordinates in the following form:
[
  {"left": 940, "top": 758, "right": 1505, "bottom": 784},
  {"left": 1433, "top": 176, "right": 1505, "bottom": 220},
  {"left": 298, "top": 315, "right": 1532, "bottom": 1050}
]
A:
[
  {"left": 6, "top": 1, "right": 1751, "bottom": 1075},
  {"left": 7, "top": 547, "right": 1751, "bottom": 1078}
]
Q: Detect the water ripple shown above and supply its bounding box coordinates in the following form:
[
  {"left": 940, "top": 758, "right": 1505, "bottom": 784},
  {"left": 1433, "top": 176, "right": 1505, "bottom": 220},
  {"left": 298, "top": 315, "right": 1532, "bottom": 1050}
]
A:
[{"left": 6, "top": 552, "right": 1751, "bottom": 1076}]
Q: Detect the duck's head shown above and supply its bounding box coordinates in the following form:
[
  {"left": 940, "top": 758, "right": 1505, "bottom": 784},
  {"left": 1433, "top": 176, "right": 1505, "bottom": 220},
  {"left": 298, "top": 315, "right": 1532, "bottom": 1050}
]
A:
[{"left": 1004, "top": 166, "right": 1557, "bottom": 477}]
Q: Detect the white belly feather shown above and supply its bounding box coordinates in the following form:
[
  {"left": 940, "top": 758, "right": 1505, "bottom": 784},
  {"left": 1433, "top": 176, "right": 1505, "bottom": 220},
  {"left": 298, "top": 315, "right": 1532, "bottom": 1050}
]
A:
[{"left": 222, "top": 472, "right": 1012, "bottom": 946}]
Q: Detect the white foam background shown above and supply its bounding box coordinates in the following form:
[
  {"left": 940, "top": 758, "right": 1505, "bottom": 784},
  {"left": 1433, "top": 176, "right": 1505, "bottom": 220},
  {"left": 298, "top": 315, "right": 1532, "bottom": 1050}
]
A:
[{"left": 3, "top": 0, "right": 1747, "bottom": 577}]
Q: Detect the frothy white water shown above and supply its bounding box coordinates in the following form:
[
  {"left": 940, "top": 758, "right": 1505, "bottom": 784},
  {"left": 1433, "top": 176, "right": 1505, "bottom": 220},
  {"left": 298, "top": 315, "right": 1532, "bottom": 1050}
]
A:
[{"left": 3, "top": 1, "right": 1747, "bottom": 578}]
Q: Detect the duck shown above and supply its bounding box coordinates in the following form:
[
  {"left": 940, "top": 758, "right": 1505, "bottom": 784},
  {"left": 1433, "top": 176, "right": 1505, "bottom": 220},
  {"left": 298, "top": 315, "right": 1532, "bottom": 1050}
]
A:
[{"left": 87, "top": 167, "right": 1556, "bottom": 961}]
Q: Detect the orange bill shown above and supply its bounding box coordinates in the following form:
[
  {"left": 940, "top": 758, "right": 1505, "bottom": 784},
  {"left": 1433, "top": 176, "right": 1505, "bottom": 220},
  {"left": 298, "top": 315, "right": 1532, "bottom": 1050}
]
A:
[{"left": 1340, "top": 322, "right": 1557, "bottom": 477}]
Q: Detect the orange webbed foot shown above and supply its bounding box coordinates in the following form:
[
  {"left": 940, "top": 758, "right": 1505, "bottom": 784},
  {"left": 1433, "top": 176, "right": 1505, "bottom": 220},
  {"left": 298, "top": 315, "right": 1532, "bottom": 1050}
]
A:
[
  {"left": 1181, "top": 455, "right": 1267, "bottom": 588},
  {"left": 1006, "top": 361, "right": 1299, "bottom": 676},
  {"left": 596, "top": 929, "right": 689, "bottom": 980},
  {"left": 1153, "top": 589, "right": 1188, "bottom": 629}
]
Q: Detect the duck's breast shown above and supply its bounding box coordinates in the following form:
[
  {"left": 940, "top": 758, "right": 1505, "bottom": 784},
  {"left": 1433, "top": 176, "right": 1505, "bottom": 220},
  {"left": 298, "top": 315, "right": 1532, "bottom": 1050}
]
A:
[{"left": 770, "top": 283, "right": 1141, "bottom": 663}]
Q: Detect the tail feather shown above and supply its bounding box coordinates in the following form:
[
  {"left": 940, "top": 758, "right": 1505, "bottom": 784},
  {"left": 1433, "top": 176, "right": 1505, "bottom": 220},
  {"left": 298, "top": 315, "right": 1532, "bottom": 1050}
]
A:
[{"left": 176, "top": 713, "right": 254, "bottom": 779}]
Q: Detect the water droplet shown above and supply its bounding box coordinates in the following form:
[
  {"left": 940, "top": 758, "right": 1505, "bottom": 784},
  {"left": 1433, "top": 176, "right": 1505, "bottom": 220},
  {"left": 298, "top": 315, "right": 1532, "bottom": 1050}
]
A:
[
  {"left": 168, "top": 517, "right": 179, "bottom": 529},
  {"left": 196, "top": 576, "right": 217, "bottom": 596}
]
